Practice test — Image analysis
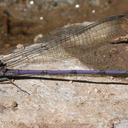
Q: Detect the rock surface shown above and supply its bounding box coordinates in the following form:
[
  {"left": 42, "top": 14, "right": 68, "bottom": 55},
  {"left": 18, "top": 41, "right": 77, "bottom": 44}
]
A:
[
  {"left": 0, "top": 54, "right": 128, "bottom": 128},
  {"left": 0, "top": 22, "right": 128, "bottom": 128}
]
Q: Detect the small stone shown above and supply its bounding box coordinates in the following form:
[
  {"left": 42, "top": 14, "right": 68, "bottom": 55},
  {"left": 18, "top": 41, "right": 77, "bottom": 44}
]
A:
[
  {"left": 34, "top": 34, "right": 43, "bottom": 43},
  {"left": 16, "top": 44, "right": 24, "bottom": 49},
  {"left": 69, "top": 80, "right": 73, "bottom": 84},
  {"left": 4, "top": 100, "right": 18, "bottom": 110},
  {"left": 109, "top": 76, "right": 115, "bottom": 80},
  {"left": 11, "top": 101, "right": 18, "bottom": 108}
]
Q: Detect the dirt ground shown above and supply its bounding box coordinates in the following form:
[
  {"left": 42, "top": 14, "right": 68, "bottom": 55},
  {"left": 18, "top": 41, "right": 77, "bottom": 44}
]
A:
[{"left": 0, "top": 0, "right": 127, "bottom": 53}]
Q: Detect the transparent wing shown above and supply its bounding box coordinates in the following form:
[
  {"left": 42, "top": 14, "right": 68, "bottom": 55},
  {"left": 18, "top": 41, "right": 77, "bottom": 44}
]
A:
[{"left": 1, "top": 13, "right": 128, "bottom": 69}]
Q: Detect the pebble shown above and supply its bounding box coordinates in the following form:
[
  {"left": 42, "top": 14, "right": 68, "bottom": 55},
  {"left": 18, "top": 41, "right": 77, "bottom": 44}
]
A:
[
  {"left": 34, "top": 34, "right": 43, "bottom": 43},
  {"left": 10, "top": 101, "right": 18, "bottom": 109},
  {"left": 1, "top": 100, "right": 18, "bottom": 110},
  {"left": 69, "top": 80, "right": 73, "bottom": 84},
  {"left": 16, "top": 44, "right": 24, "bottom": 49}
]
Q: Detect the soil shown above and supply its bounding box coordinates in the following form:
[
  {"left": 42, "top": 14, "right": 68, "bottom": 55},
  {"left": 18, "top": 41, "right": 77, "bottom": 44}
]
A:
[{"left": 0, "top": 0, "right": 127, "bottom": 50}]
